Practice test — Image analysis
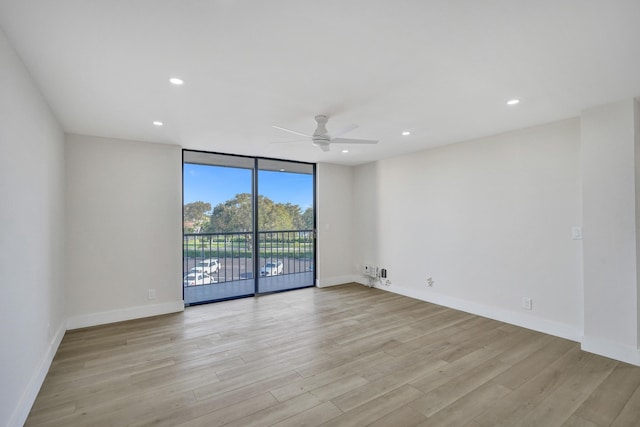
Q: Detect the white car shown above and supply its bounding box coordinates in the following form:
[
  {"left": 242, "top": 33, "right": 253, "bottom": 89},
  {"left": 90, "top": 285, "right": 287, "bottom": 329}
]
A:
[
  {"left": 183, "top": 272, "right": 214, "bottom": 286},
  {"left": 260, "top": 261, "right": 283, "bottom": 276},
  {"left": 189, "top": 266, "right": 206, "bottom": 274},
  {"left": 196, "top": 258, "right": 219, "bottom": 274}
]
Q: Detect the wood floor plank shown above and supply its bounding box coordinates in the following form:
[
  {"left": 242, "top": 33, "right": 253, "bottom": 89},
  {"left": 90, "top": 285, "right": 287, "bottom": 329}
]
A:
[
  {"left": 561, "top": 414, "right": 601, "bottom": 427},
  {"left": 23, "top": 401, "right": 77, "bottom": 426},
  {"left": 611, "top": 380, "right": 640, "bottom": 427},
  {"left": 491, "top": 337, "right": 575, "bottom": 390},
  {"left": 417, "top": 382, "right": 511, "bottom": 427},
  {"left": 318, "top": 384, "right": 424, "bottom": 427},
  {"left": 508, "top": 352, "right": 618, "bottom": 427},
  {"left": 367, "top": 404, "right": 427, "bottom": 427},
  {"left": 24, "top": 283, "right": 640, "bottom": 426},
  {"left": 573, "top": 362, "right": 640, "bottom": 425},
  {"left": 136, "top": 371, "right": 303, "bottom": 427},
  {"left": 383, "top": 320, "right": 467, "bottom": 358},
  {"left": 470, "top": 345, "right": 587, "bottom": 427},
  {"left": 270, "top": 401, "right": 343, "bottom": 427},
  {"left": 307, "top": 374, "right": 369, "bottom": 402},
  {"left": 331, "top": 357, "right": 447, "bottom": 412},
  {"left": 409, "top": 347, "right": 501, "bottom": 394},
  {"left": 409, "top": 355, "right": 512, "bottom": 418},
  {"left": 270, "top": 350, "right": 390, "bottom": 402},
  {"left": 294, "top": 347, "right": 396, "bottom": 379},
  {"left": 173, "top": 392, "right": 278, "bottom": 427},
  {"left": 192, "top": 370, "right": 301, "bottom": 403},
  {"left": 223, "top": 393, "right": 323, "bottom": 427}
]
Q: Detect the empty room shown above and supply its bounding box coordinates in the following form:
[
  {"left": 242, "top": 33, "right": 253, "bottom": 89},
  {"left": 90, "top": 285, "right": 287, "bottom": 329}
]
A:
[{"left": 3, "top": 1, "right": 640, "bottom": 426}]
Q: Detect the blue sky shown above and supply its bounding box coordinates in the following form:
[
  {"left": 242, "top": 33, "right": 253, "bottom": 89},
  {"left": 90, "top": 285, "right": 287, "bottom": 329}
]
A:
[{"left": 184, "top": 164, "right": 313, "bottom": 210}]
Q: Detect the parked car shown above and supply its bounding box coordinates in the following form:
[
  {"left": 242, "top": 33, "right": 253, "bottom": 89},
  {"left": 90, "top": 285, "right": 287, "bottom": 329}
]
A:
[
  {"left": 183, "top": 271, "right": 214, "bottom": 286},
  {"left": 260, "top": 261, "right": 283, "bottom": 276},
  {"left": 189, "top": 266, "right": 206, "bottom": 274},
  {"left": 196, "top": 258, "right": 219, "bottom": 274}
]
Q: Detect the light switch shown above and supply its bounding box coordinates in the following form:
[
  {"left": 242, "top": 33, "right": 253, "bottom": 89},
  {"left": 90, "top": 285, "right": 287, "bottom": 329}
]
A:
[{"left": 571, "top": 226, "right": 583, "bottom": 240}]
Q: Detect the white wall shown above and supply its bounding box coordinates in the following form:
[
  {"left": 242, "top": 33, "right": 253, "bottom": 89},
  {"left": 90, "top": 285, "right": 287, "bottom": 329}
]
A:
[
  {"left": 0, "top": 28, "right": 66, "bottom": 427},
  {"left": 65, "top": 134, "right": 183, "bottom": 328},
  {"left": 316, "top": 163, "right": 356, "bottom": 287},
  {"left": 581, "top": 99, "right": 640, "bottom": 364},
  {"left": 637, "top": 101, "right": 640, "bottom": 349},
  {"left": 353, "top": 119, "right": 583, "bottom": 341}
]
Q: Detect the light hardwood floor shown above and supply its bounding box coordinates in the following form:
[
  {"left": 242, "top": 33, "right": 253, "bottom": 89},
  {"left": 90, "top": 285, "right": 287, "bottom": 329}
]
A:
[{"left": 26, "top": 283, "right": 640, "bottom": 426}]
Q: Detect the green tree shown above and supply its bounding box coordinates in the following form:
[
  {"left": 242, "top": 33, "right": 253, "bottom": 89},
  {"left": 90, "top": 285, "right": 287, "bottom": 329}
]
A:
[
  {"left": 282, "top": 203, "right": 302, "bottom": 229},
  {"left": 207, "top": 193, "right": 308, "bottom": 232},
  {"left": 301, "top": 207, "right": 314, "bottom": 229},
  {"left": 208, "top": 193, "right": 253, "bottom": 232},
  {"left": 183, "top": 201, "right": 212, "bottom": 233},
  {"left": 258, "top": 197, "right": 294, "bottom": 231}
]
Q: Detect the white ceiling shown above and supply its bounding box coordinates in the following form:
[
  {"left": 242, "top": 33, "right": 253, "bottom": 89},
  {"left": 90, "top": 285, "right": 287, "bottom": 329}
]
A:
[{"left": 2, "top": 0, "right": 640, "bottom": 165}]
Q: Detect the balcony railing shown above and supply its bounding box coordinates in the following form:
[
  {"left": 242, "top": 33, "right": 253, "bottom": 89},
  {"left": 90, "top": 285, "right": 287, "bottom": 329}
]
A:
[{"left": 183, "top": 229, "right": 314, "bottom": 287}]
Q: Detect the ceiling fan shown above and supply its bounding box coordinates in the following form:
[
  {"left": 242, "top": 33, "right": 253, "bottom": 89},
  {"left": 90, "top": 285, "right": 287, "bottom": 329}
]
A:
[{"left": 272, "top": 115, "right": 378, "bottom": 152}]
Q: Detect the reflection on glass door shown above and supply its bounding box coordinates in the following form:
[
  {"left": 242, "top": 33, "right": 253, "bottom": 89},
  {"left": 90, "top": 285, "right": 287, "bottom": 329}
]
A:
[
  {"left": 183, "top": 151, "right": 315, "bottom": 305},
  {"left": 257, "top": 159, "right": 315, "bottom": 293}
]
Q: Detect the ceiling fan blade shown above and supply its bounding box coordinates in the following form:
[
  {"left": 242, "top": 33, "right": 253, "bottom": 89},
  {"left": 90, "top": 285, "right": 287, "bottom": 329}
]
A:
[
  {"left": 331, "top": 137, "right": 378, "bottom": 145},
  {"left": 269, "top": 139, "right": 309, "bottom": 144},
  {"left": 272, "top": 125, "right": 312, "bottom": 138},
  {"left": 312, "top": 139, "right": 331, "bottom": 151},
  {"left": 328, "top": 123, "right": 358, "bottom": 139}
]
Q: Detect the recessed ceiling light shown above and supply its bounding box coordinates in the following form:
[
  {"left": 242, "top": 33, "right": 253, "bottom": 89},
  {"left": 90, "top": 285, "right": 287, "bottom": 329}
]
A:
[
  {"left": 507, "top": 99, "right": 520, "bottom": 105},
  {"left": 402, "top": 131, "right": 411, "bottom": 136},
  {"left": 341, "top": 149, "right": 349, "bottom": 153},
  {"left": 169, "top": 77, "right": 184, "bottom": 85},
  {"left": 279, "top": 168, "right": 285, "bottom": 172},
  {"left": 153, "top": 121, "right": 163, "bottom": 126}
]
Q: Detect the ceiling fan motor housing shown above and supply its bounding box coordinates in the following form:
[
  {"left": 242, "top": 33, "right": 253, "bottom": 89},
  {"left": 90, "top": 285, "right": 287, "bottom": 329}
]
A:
[
  {"left": 312, "top": 140, "right": 330, "bottom": 151},
  {"left": 313, "top": 115, "right": 329, "bottom": 137}
]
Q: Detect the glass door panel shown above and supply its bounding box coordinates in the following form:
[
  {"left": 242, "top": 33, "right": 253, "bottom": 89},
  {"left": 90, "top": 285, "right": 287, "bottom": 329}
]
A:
[
  {"left": 183, "top": 152, "right": 255, "bottom": 304},
  {"left": 257, "top": 159, "right": 315, "bottom": 293}
]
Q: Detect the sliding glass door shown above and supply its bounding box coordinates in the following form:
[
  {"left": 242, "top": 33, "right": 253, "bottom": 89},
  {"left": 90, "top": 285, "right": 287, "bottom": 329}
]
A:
[
  {"left": 257, "top": 159, "right": 315, "bottom": 293},
  {"left": 183, "top": 152, "right": 256, "bottom": 304},
  {"left": 182, "top": 151, "right": 315, "bottom": 305}
]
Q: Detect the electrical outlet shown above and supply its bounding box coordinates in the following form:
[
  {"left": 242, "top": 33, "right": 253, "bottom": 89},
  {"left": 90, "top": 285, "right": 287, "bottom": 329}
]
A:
[
  {"left": 148, "top": 289, "right": 156, "bottom": 300},
  {"left": 363, "top": 265, "right": 374, "bottom": 276},
  {"left": 364, "top": 265, "right": 379, "bottom": 278},
  {"left": 522, "top": 297, "right": 532, "bottom": 310}
]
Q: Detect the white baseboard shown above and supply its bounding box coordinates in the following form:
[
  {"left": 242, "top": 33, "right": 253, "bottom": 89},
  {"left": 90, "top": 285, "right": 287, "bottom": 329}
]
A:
[
  {"left": 582, "top": 335, "right": 640, "bottom": 366},
  {"left": 9, "top": 321, "right": 66, "bottom": 427},
  {"left": 354, "top": 278, "right": 369, "bottom": 286},
  {"left": 353, "top": 281, "right": 640, "bottom": 366},
  {"left": 66, "top": 300, "right": 185, "bottom": 330},
  {"left": 372, "top": 282, "right": 582, "bottom": 343},
  {"left": 11, "top": 301, "right": 185, "bottom": 425},
  {"left": 316, "top": 275, "right": 360, "bottom": 288}
]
